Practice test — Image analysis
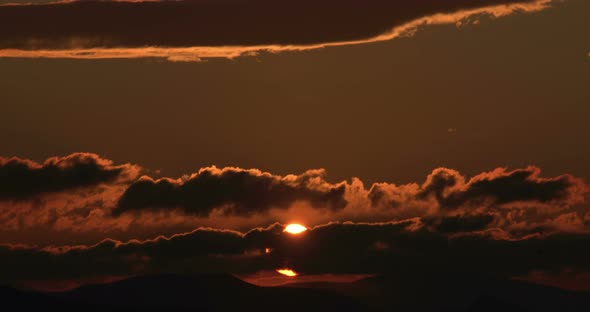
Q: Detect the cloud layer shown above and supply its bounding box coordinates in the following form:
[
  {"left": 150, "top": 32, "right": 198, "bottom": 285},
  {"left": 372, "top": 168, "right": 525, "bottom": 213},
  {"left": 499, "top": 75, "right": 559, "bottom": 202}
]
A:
[
  {"left": 0, "top": 153, "right": 587, "bottom": 247},
  {"left": 3, "top": 221, "right": 590, "bottom": 292},
  {"left": 0, "top": 153, "right": 138, "bottom": 200},
  {"left": 0, "top": 0, "right": 552, "bottom": 60},
  {"left": 0, "top": 152, "right": 588, "bottom": 290},
  {"left": 114, "top": 167, "right": 347, "bottom": 217},
  {"left": 370, "top": 166, "right": 585, "bottom": 212}
]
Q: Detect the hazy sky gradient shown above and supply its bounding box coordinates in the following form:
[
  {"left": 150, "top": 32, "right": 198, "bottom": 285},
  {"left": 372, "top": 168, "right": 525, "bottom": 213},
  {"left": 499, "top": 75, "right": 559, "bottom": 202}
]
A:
[
  {"left": 1, "top": 0, "right": 588, "bottom": 185},
  {"left": 0, "top": 1, "right": 589, "bottom": 294}
]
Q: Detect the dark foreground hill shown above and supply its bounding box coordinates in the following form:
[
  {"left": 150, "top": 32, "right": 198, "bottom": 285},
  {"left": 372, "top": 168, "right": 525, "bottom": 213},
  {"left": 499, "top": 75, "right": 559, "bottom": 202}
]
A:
[
  {"left": 3, "top": 273, "right": 590, "bottom": 311},
  {"left": 285, "top": 272, "right": 590, "bottom": 312},
  {"left": 2, "top": 274, "right": 367, "bottom": 312}
]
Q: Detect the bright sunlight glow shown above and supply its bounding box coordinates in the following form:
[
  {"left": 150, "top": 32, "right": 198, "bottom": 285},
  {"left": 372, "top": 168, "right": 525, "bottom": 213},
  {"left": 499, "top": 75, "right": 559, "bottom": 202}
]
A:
[
  {"left": 284, "top": 223, "right": 307, "bottom": 234},
  {"left": 276, "top": 269, "right": 298, "bottom": 277}
]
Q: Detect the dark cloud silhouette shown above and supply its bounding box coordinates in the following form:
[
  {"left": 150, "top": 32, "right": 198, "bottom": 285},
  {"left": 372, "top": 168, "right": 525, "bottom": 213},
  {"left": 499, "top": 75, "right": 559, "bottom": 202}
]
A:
[
  {"left": 429, "top": 167, "right": 585, "bottom": 209},
  {"left": 0, "top": 0, "right": 549, "bottom": 60},
  {"left": 3, "top": 221, "right": 590, "bottom": 291},
  {"left": 0, "top": 227, "right": 247, "bottom": 283},
  {"left": 114, "top": 165, "right": 583, "bottom": 222},
  {"left": 424, "top": 214, "right": 496, "bottom": 233},
  {"left": 0, "top": 152, "right": 586, "bottom": 248},
  {"left": 0, "top": 153, "right": 139, "bottom": 200},
  {"left": 113, "top": 167, "right": 347, "bottom": 217},
  {"left": 370, "top": 167, "right": 586, "bottom": 212}
]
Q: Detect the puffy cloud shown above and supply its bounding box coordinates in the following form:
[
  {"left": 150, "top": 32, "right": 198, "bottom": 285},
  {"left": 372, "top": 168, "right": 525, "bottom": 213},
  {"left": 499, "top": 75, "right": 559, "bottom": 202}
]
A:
[
  {"left": 370, "top": 167, "right": 586, "bottom": 215},
  {"left": 114, "top": 166, "right": 587, "bottom": 229},
  {"left": 368, "top": 167, "right": 588, "bottom": 239},
  {"left": 113, "top": 167, "right": 347, "bottom": 217},
  {"left": 0, "top": 0, "right": 553, "bottom": 60},
  {"left": 0, "top": 153, "right": 139, "bottom": 200},
  {"left": 0, "top": 153, "right": 587, "bottom": 247},
  {"left": 431, "top": 167, "right": 585, "bottom": 210}
]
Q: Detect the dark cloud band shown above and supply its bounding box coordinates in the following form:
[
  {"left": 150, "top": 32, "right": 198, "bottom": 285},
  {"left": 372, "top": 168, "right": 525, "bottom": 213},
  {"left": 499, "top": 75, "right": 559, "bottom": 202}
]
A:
[
  {"left": 0, "top": 153, "right": 138, "bottom": 200},
  {"left": 113, "top": 167, "right": 347, "bottom": 216},
  {"left": 370, "top": 167, "right": 586, "bottom": 211},
  {"left": 0, "top": 153, "right": 587, "bottom": 248},
  {"left": 0, "top": 0, "right": 550, "bottom": 60},
  {"left": 3, "top": 221, "right": 590, "bottom": 290}
]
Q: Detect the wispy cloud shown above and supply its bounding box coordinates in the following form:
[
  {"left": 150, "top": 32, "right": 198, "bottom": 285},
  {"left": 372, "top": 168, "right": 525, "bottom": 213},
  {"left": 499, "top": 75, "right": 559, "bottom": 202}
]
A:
[{"left": 0, "top": 0, "right": 553, "bottom": 61}]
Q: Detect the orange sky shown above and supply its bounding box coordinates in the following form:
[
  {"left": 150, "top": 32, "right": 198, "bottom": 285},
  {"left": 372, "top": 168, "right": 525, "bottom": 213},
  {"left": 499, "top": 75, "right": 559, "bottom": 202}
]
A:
[{"left": 0, "top": 0, "right": 588, "bottom": 294}]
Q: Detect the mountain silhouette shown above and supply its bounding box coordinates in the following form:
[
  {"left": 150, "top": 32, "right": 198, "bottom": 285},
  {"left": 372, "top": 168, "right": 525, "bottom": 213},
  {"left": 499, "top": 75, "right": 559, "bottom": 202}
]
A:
[
  {"left": 285, "top": 272, "right": 590, "bottom": 312},
  {"left": 50, "top": 273, "right": 366, "bottom": 311},
  {"left": 3, "top": 273, "right": 590, "bottom": 311}
]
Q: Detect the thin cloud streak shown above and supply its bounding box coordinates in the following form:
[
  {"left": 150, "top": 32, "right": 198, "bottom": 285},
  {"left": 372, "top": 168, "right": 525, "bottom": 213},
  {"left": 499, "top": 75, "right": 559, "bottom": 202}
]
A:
[{"left": 0, "top": 0, "right": 552, "bottom": 61}]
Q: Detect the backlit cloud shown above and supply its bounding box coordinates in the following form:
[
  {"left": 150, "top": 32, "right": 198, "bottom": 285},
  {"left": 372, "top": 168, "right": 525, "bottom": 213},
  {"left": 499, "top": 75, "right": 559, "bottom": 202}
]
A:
[
  {"left": 0, "top": 153, "right": 587, "bottom": 247},
  {"left": 0, "top": 152, "right": 587, "bottom": 291},
  {"left": 113, "top": 167, "right": 347, "bottom": 217},
  {"left": 3, "top": 220, "right": 590, "bottom": 292},
  {"left": 0, "top": 153, "right": 139, "bottom": 200},
  {"left": 0, "top": 0, "right": 553, "bottom": 61}
]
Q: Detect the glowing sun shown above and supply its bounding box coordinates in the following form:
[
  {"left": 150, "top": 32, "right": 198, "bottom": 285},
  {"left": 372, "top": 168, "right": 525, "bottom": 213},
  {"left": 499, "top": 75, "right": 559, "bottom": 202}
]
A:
[
  {"left": 276, "top": 269, "right": 298, "bottom": 277},
  {"left": 284, "top": 223, "right": 307, "bottom": 234}
]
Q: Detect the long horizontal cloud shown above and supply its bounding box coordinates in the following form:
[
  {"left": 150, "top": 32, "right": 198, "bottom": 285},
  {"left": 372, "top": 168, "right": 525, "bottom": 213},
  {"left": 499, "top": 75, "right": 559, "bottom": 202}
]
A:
[
  {"left": 0, "top": 153, "right": 139, "bottom": 200},
  {"left": 0, "top": 153, "right": 587, "bottom": 247},
  {"left": 113, "top": 167, "right": 347, "bottom": 217},
  {"left": 0, "top": 0, "right": 552, "bottom": 60},
  {"left": 111, "top": 166, "right": 587, "bottom": 236},
  {"left": 3, "top": 221, "right": 590, "bottom": 291}
]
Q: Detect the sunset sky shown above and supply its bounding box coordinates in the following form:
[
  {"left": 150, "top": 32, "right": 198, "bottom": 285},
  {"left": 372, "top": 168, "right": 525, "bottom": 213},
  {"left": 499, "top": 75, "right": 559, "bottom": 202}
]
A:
[{"left": 0, "top": 0, "right": 589, "bottom": 294}]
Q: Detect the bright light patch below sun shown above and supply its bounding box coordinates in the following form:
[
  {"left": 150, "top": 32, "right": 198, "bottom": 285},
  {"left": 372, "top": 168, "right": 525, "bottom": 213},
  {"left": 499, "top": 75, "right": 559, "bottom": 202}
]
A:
[
  {"left": 284, "top": 223, "right": 307, "bottom": 234},
  {"left": 276, "top": 269, "right": 298, "bottom": 277}
]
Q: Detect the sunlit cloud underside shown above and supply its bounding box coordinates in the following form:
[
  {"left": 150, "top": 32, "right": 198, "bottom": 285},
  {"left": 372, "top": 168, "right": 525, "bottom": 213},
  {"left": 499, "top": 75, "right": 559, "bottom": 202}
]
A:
[{"left": 0, "top": 0, "right": 551, "bottom": 61}]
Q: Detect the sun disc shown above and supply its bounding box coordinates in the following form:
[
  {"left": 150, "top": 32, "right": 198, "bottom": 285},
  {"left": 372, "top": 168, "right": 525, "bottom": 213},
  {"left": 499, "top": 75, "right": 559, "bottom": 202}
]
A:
[
  {"left": 276, "top": 269, "right": 298, "bottom": 277},
  {"left": 284, "top": 223, "right": 307, "bottom": 234}
]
